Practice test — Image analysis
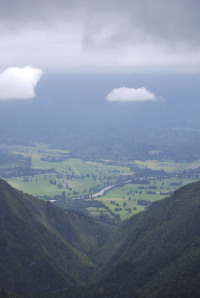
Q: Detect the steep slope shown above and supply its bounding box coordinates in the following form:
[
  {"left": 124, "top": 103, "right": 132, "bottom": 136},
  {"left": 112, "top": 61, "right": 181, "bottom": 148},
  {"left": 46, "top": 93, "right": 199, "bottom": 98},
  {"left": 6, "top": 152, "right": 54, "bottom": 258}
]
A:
[
  {"left": 78, "top": 180, "right": 200, "bottom": 297},
  {"left": 0, "top": 179, "right": 113, "bottom": 297},
  {"left": 2, "top": 177, "right": 200, "bottom": 298}
]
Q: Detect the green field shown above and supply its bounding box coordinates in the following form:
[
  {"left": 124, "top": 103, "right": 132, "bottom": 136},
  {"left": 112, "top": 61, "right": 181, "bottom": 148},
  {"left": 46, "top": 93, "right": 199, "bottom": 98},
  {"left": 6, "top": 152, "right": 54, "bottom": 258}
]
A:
[
  {"left": 134, "top": 159, "right": 200, "bottom": 172},
  {"left": 1, "top": 142, "right": 200, "bottom": 222},
  {"left": 94, "top": 177, "right": 198, "bottom": 220}
]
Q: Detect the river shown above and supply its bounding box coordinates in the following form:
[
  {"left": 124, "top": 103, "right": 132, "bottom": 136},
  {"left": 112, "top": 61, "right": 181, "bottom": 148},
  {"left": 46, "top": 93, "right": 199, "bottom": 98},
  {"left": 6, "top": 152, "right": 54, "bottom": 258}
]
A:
[
  {"left": 92, "top": 185, "right": 115, "bottom": 198},
  {"left": 91, "top": 179, "right": 132, "bottom": 198}
]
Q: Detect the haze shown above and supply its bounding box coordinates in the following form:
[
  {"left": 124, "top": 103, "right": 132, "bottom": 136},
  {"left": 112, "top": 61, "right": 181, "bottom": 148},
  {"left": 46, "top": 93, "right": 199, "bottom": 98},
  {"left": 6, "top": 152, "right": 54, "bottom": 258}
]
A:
[{"left": 0, "top": 0, "right": 200, "bottom": 144}]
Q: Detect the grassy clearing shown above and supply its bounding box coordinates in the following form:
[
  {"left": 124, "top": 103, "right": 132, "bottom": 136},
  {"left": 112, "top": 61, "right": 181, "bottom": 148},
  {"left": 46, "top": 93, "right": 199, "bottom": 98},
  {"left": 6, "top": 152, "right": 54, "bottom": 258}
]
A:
[
  {"left": 1, "top": 142, "right": 200, "bottom": 221},
  {"left": 7, "top": 176, "right": 64, "bottom": 197},
  {"left": 3, "top": 143, "right": 134, "bottom": 205},
  {"left": 95, "top": 176, "right": 199, "bottom": 220},
  {"left": 134, "top": 159, "right": 200, "bottom": 172},
  {"left": 0, "top": 163, "right": 20, "bottom": 169}
]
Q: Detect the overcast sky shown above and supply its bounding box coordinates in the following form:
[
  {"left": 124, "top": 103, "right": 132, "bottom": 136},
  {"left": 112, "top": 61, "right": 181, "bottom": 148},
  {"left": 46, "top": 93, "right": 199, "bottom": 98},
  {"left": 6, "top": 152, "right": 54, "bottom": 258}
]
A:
[{"left": 0, "top": 0, "right": 200, "bottom": 73}]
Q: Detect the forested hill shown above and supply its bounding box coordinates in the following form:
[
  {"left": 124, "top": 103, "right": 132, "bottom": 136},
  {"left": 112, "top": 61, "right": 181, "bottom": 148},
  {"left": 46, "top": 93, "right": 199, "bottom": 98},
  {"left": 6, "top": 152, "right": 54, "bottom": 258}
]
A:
[
  {"left": 78, "top": 180, "right": 200, "bottom": 298},
  {"left": 0, "top": 179, "right": 114, "bottom": 297},
  {"left": 1, "top": 177, "right": 200, "bottom": 297}
]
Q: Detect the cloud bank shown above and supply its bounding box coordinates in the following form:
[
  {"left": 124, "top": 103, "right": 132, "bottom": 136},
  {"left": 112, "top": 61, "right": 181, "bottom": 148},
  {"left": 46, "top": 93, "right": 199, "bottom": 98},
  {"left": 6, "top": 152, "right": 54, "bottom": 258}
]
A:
[
  {"left": 0, "top": 0, "right": 199, "bottom": 72},
  {"left": 106, "top": 87, "right": 160, "bottom": 103},
  {"left": 0, "top": 66, "right": 43, "bottom": 100}
]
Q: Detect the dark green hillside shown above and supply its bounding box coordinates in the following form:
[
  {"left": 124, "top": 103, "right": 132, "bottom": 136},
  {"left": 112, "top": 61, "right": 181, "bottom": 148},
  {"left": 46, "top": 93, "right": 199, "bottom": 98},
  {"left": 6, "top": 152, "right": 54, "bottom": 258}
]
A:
[
  {"left": 2, "top": 177, "right": 200, "bottom": 298},
  {"left": 79, "top": 180, "right": 200, "bottom": 297},
  {"left": 0, "top": 179, "right": 113, "bottom": 297}
]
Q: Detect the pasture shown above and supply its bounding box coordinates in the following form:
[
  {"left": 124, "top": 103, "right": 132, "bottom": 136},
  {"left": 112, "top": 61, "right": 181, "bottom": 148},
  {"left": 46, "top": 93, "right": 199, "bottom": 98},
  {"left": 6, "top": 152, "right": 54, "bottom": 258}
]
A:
[{"left": 1, "top": 142, "right": 200, "bottom": 221}]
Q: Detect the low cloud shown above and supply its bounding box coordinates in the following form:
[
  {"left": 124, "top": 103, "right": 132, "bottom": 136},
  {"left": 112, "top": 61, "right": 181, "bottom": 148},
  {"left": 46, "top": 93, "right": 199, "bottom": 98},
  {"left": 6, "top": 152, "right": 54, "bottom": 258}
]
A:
[
  {"left": 0, "top": 66, "right": 43, "bottom": 100},
  {"left": 106, "top": 87, "right": 161, "bottom": 103}
]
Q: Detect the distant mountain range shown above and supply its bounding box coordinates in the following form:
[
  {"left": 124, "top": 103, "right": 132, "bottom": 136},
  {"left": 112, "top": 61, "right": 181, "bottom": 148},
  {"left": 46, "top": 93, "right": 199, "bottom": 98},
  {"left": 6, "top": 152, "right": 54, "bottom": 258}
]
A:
[{"left": 1, "top": 178, "right": 200, "bottom": 297}]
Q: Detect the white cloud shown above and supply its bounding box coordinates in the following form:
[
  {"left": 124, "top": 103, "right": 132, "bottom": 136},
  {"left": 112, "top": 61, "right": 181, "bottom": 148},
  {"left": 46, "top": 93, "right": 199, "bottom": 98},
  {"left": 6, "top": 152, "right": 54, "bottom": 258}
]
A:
[
  {"left": 106, "top": 87, "right": 160, "bottom": 103},
  {"left": 0, "top": 66, "right": 43, "bottom": 100}
]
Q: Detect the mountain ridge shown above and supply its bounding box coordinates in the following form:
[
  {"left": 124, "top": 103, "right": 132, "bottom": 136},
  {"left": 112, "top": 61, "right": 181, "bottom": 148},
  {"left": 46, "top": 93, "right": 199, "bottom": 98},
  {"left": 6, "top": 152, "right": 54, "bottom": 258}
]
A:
[
  {"left": 1, "top": 178, "right": 200, "bottom": 297},
  {"left": 0, "top": 178, "right": 113, "bottom": 297},
  {"left": 79, "top": 181, "right": 200, "bottom": 297}
]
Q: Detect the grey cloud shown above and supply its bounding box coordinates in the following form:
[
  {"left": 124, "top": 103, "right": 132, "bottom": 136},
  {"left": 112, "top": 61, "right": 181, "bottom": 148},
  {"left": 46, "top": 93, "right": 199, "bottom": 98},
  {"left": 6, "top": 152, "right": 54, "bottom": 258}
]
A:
[
  {"left": 82, "top": 0, "right": 200, "bottom": 50},
  {"left": 0, "top": 0, "right": 200, "bottom": 72},
  {"left": 1, "top": 0, "right": 200, "bottom": 45}
]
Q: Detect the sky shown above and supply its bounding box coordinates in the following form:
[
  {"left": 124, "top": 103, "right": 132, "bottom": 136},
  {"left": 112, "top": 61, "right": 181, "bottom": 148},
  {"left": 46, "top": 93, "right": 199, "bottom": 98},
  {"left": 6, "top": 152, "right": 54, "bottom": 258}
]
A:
[{"left": 0, "top": 0, "right": 200, "bottom": 74}]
